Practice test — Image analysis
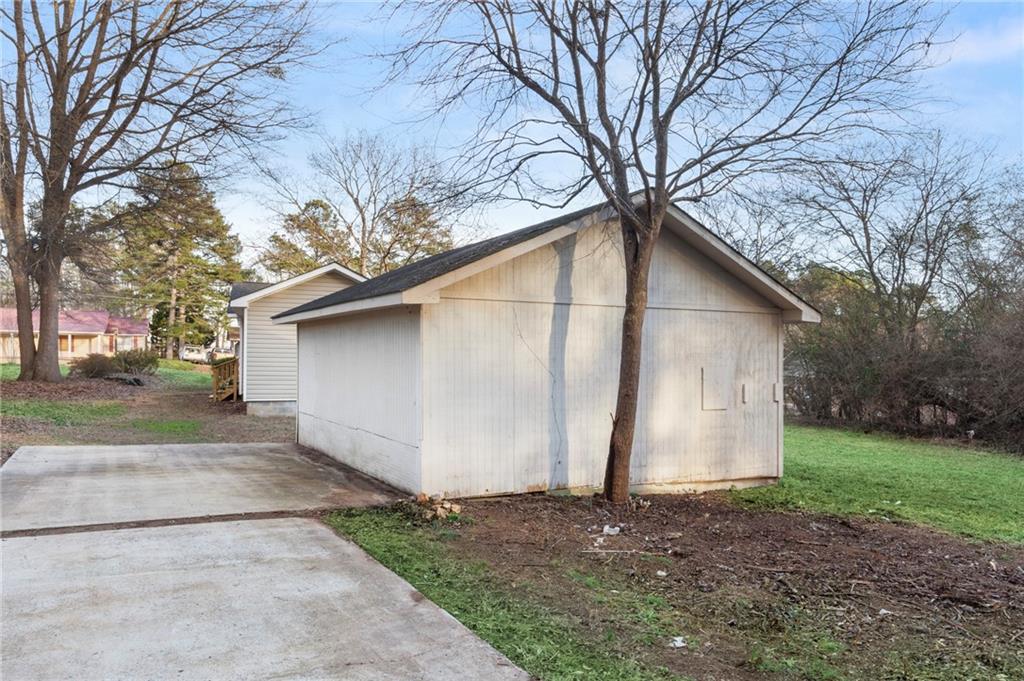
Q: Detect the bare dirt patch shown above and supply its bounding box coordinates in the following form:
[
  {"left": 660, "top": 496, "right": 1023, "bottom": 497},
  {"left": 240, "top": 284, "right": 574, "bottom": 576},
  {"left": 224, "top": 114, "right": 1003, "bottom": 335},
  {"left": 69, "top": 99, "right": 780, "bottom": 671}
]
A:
[{"left": 449, "top": 493, "right": 1024, "bottom": 680}]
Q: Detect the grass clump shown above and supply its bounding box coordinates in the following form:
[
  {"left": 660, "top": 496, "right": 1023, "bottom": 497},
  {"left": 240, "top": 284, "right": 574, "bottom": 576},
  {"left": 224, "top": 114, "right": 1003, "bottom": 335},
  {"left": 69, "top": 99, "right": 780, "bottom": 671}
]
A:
[
  {"left": 325, "top": 507, "right": 681, "bottom": 681},
  {"left": 2, "top": 399, "right": 124, "bottom": 425},
  {"left": 732, "top": 425, "right": 1024, "bottom": 543},
  {"left": 131, "top": 418, "right": 201, "bottom": 437}
]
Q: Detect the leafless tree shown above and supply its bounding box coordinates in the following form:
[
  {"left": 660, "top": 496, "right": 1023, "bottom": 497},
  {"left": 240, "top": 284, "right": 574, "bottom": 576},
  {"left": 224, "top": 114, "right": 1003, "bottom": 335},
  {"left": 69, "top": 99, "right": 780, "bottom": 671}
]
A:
[
  {"left": 791, "top": 134, "right": 985, "bottom": 341},
  {"left": 386, "top": 0, "right": 942, "bottom": 501},
  {"left": 692, "top": 190, "right": 810, "bottom": 275},
  {"left": 0, "top": 0, "right": 321, "bottom": 381},
  {"left": 782, "top": 150, "right": 1023, "bottom": 448},
  {"left": 257, "top": 131, "right": 468, "bottom": 278}
]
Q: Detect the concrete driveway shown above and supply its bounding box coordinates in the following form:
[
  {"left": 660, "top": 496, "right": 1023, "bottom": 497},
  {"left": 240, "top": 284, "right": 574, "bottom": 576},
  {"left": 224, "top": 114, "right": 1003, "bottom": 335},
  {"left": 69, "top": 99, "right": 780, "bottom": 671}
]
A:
[
  {"left": 1, "top": 442, "right": 394, "bottom": 532},
  {"left": 1, "top": 443, "right": 528, "bottom": 680}
]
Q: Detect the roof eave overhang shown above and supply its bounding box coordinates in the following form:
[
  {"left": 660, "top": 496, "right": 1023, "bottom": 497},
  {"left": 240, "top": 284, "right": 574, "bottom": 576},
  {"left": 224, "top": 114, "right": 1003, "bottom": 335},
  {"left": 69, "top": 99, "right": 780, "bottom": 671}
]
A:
[
  {"left": 272, "top": 293, "right": 407, "bottom": 324},
  {"left": 274, "top": 206, "right": 617, "bottom": 324},
  {"left": 229, "top": 263, "right": 366, "bottom": 310},
  {"left": 664, "top": 206, "right": 821, "bottom": 324}
]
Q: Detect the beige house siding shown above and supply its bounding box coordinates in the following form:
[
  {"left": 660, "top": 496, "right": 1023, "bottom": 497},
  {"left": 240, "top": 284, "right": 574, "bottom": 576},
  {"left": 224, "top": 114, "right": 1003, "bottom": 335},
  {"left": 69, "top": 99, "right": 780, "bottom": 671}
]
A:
[
  {"left": 1, "top": 333, "right": 146, "bottom": 361},
  {"left": 244, "top": 273, "right": 354, "bottom": 402}
]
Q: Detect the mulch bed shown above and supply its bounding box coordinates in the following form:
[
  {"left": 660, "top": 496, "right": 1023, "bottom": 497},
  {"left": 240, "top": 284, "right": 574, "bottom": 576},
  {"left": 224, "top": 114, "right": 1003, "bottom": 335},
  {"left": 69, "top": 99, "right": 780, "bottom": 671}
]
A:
[
  {"left": 1, "top": 376, "right": 144, "bottom": 401},
  {"left": 451, "top": 493, "right": 1024, "bottom": 679}
]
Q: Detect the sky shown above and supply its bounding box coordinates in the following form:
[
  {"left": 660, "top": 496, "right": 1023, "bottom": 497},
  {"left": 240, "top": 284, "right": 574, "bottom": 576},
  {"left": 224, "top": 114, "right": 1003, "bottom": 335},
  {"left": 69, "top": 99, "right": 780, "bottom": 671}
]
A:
[{"left": 220, "top": 1, "right": 1024, "bottom": 267}]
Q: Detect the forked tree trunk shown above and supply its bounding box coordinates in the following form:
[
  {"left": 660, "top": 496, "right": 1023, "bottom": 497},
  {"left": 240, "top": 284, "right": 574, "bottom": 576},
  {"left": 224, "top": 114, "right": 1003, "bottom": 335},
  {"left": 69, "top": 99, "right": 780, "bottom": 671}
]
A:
[
  {"left": 604, "top": 218, "right": 658, "bottom": 503},
  {"left": 32, "top": 257, "right": 63, "bottom": 382}
]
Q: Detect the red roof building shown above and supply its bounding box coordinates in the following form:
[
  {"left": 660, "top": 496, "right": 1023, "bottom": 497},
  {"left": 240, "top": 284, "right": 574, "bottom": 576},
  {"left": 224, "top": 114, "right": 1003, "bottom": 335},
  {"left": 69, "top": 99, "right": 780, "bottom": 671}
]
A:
[{"left": 0, "top": 308, "right": 149, "bottom": 360}]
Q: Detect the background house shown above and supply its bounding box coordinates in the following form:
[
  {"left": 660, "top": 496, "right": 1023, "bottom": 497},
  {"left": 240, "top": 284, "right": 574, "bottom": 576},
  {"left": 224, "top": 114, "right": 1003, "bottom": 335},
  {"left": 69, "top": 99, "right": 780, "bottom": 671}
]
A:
[
  {"left": 228, "top": 263, "right": 364, "bottom": 416},
  {"left": 0, "top": 308, "right": 149, "bottom": 361},
  {"left": 275, "top": 204, "right": 820, "bottom": 498}
]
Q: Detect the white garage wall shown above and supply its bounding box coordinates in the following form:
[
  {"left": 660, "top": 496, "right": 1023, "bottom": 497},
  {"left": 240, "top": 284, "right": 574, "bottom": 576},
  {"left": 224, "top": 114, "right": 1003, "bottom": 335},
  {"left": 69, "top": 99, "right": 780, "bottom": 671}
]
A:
[
  {"left": 420, "top": 221, "right": 782, "bottom": 497},
  {"left": 296, "top": 307, "right": 422, "bottom": 492}
]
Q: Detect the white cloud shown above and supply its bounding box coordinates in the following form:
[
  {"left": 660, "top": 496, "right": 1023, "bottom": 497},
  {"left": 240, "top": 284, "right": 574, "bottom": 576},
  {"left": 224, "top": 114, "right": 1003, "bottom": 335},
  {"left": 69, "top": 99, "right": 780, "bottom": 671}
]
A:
[{"left": 937, "top": 17, "right": 1024, "bottom": 66}]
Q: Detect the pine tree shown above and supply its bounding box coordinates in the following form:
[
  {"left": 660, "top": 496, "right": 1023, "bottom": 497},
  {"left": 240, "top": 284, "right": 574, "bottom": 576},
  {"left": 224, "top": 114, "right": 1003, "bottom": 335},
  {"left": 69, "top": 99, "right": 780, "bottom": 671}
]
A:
[{"left": 119, "top": 164, "right": 242, "bottom": 358}]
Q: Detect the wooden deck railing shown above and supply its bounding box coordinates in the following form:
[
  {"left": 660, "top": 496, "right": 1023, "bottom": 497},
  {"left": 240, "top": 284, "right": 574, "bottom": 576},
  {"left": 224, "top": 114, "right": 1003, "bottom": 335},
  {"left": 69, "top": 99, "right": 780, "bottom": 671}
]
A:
[{"left": 211, "top": 357, "right": 239, "bottom": 401}]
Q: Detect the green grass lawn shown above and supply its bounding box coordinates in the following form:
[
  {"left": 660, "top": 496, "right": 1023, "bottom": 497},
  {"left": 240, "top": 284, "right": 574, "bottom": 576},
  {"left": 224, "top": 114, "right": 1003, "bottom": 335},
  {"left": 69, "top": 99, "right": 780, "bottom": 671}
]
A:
[
  {"left": 732, "top": 425, "right": 1024, "bottom": 543},
  {"left": 1, "top": 399, "right": 125, "bottom": 425},
  {"left": 2, "top": 360, "right": 207, "bottom": 390},
  {"left": 155, "top": 359, "right": 211, "bottom": 391},
  {"left": 325, "top": 509, "right": 678, "bottom": 681},
  {"left": 1, "top": 363, "right": 70, "bottom": 380}
]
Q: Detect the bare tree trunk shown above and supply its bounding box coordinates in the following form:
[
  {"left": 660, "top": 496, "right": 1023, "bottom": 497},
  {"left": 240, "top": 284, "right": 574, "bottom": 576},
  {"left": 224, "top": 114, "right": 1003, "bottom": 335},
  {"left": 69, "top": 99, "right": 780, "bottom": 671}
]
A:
[
  {"left": 0, "top": 162, "right": 34, "bottom": 378},
  {"left": 9, "top": 259, "right": 36, "bottom": 379},
  {"left": 165, "top": 284, "right": 178, "bottom": 359},
  {"left": 32, "top": 257, "right": 63, "bottom": 382},
  {"left": 604, "top": 225, "right": 656, "bottom": 503}
]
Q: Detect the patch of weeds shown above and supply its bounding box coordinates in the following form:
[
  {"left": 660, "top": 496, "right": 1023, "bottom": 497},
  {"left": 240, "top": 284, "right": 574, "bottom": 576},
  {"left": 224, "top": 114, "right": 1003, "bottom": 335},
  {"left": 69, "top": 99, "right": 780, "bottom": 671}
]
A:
[
  {"left": 1, "top": 399, "right": 124, "bottom": 425},
  {"left": 564, "top": 568, "right": 681, "bottom": 648},
  {"left": 749, "top": 644, "right": 841, "bottom": 681},
  {"left": 130, "top": 418, "right": 202, "bottom": 438},
  {"left": 325, "top": 508, "right": 682, "bottom": 681},
  {"left": 568, "top": 569, "right": 605, "bottom": 591},
  {"left": 725, "top": 598, "right": 843, "bottom": 680},
  {"left": 877, "top": 640, "right": 1024, "bottom": 681}
]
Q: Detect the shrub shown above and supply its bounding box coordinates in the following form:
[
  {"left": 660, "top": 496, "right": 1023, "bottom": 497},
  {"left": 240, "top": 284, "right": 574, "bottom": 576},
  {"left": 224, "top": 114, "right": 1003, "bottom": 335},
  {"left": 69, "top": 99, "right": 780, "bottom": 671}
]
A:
[
  {"left": 113, "top": 349, "right": 159, "bottom": 375},
  {"left": 70, "top": 353, "right": 116, "bottom": 378}
]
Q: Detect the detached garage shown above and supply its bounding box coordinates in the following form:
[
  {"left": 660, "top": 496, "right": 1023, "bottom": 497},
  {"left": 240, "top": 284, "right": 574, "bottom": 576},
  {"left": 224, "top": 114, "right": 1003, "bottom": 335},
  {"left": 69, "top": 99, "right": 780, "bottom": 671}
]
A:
[{"left": 273, "top": 203, "right": 820, "bottom": 498}]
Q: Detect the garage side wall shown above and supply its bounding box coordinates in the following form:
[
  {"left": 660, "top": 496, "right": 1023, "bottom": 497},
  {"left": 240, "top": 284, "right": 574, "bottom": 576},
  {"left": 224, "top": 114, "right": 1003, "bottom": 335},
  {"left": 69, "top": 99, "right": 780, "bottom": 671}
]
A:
[
  {"left": 296, "top": 306, "right": 422, "bottom": 493},
  {"left": 419, "top": 220, "right": 783, "bottom": 498}
]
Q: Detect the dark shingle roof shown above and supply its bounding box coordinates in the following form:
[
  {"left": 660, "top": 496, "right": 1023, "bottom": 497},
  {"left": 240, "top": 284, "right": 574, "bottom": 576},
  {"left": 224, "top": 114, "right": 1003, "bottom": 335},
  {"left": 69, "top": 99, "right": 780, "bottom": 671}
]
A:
[
  {"left": 229, "top": 281, "right": 272, "bottom": 301},
  {"left": 228, "top": 281, "right": 272, "bottom": 315},
  {"left": 274, "top": 202, "right": 608, "bottom": 319}
]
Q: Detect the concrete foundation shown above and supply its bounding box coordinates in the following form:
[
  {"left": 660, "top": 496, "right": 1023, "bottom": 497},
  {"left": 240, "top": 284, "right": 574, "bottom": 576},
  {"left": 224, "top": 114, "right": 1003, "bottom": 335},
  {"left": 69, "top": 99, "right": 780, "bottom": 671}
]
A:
[{"left": 246, "top": 400, "right": 296, "bottom": 416}]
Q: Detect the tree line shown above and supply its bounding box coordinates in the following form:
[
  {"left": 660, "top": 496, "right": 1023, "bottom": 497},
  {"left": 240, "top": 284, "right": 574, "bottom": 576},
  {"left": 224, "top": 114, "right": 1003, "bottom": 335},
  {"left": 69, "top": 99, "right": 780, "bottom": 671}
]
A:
[{"left": 752, "top": 143, "right": 1022, "bottom": 452}]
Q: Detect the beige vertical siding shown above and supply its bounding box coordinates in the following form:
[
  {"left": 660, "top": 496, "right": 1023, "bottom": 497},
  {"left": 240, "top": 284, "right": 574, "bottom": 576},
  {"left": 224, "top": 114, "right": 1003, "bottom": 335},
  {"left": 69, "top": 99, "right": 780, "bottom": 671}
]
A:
[
  {"left": 296, "top": 307, "right": 422, "bottom": 493},
  {"left": 419, "top": 220, "right": 782, "bottom": 497},
  {"left": 244, "top": 273, "right": 353, "bottom": 402}
]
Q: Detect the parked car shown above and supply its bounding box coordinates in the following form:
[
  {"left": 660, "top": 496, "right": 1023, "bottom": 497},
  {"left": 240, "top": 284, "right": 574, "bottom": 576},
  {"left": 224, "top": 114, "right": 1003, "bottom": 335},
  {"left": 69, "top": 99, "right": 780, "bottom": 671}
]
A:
[
  {"left": 179, "top": 345, "right": 208, "bottom": 363},
  {"left": 207, "top": 347, "right": 234, "bottom": 362}
]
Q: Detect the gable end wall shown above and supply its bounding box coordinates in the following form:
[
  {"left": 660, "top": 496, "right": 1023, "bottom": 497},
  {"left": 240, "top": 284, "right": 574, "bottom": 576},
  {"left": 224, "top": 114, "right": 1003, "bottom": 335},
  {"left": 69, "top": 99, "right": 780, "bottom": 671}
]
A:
[
  {"left": 244, "top": 273, "right": 355, "bottom": 402},
  {"left": 419, "top": 221, "right": 783, "bottom": 497}
]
